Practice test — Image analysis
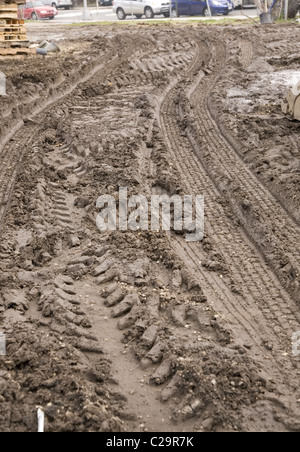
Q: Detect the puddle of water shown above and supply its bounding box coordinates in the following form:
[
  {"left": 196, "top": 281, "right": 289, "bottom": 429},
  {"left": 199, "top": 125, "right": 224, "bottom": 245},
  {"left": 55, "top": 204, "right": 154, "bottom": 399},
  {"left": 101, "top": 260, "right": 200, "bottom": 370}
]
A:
[
  {"left": 269, "top": 70, "right": 300, "bottom": 88},
  {"left": 226, "top": 69, "right": 300, "bottom": 115}
]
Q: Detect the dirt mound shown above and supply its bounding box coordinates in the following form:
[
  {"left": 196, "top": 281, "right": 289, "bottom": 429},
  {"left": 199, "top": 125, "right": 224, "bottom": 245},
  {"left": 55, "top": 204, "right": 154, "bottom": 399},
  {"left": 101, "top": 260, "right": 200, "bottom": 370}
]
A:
[{"left": 0, "top": 23, "right": 300, "bottom": 433}]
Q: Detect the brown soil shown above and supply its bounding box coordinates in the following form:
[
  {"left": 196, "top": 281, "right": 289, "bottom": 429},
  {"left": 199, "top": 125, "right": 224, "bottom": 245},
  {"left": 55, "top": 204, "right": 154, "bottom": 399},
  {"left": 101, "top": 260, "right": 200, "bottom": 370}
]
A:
[{"left": 0, "top": 22, "right": 300, "bottom": 433}]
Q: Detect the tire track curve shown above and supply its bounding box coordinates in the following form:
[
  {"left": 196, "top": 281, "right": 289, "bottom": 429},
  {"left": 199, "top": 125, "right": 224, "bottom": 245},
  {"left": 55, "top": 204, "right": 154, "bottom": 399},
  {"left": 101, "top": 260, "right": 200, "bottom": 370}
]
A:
[{"left": 158, "top": 31, "right": 300, "bottom": 420}]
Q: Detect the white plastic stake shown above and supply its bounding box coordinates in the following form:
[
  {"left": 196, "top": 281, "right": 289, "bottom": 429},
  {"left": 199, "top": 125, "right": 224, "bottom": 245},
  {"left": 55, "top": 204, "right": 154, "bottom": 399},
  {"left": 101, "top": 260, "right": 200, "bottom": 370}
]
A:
[
  {"left": 206, "top": 0, "right": 212, "bottom": 17},
  {"left": 96, "top": 0, "right": 99, "bottom": 20},
  {"left": 82, "top": 0, "right": 90, "bottom": 20},
  {"left": 284, "top": 0, "right": 289, "bottom": 19},
  {"left": 37, "top": 409, "right": 45, "bottom": 433},
  {"left": 130, "top": 0, "right": 133, "bottom": 19}
]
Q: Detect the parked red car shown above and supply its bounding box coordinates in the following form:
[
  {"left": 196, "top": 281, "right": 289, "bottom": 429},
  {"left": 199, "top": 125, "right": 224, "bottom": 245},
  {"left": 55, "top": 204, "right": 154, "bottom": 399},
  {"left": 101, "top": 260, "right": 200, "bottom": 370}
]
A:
[{"left": 18, "top": 1, "right": 58, "bottom": 20}]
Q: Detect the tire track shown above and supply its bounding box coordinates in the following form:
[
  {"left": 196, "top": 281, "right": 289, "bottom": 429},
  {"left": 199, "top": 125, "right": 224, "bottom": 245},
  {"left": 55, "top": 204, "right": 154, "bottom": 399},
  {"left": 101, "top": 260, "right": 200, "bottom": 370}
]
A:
[
  {"left": 1, "top": 26, "right": 300, "bottom": 432},
  {"left": 0, "top": 35, "right": 141, "bottom": 232},
  {"left": 184, "top": 37, "right": 300, "bottom": 304},
  {"left": 158, "top": 31, "right": 300, "bottom": 404},
  {"left": 239, "top": 40, "right": 254, "bottom": 69}
]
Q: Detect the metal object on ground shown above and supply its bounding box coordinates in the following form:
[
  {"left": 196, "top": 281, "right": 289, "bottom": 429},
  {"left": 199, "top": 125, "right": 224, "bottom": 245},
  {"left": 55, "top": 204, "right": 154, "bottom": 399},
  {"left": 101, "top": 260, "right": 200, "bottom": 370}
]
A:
[
  {"left": 282, "top": 80, "right": 300, "bottom": 121},
  {"left": 39, "top": 40, "right": 60, "bottom": 53},
  {"left": 36, "top": 47, "right": 47, "bottom": 55},
  {"left": 259, "top": 12, "right": 273, "bottom": 23},
  {"left": 39, "top": 40, "right": 49, "bottom": 48},
  {"left": 44, "top": 41, "right": 60, "bottom": 53}
]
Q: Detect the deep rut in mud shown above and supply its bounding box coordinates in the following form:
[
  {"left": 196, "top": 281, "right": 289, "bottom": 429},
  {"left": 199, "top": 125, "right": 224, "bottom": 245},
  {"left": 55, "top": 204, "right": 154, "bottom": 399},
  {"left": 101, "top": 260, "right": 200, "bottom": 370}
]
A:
[{"left": 0, "top": 24, "right": 300, "bottom": 432}]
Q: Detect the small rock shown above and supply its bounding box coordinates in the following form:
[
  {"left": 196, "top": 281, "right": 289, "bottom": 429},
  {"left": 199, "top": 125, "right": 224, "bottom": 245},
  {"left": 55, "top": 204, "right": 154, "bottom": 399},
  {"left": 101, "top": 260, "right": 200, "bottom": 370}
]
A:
[
  {"left": 94, "top": 246, "right": 111, "bottom": 258},
  {"left": 70, "top": 235, "right": 80, "bottom": 247},
  {"left": 150, "top": 357, "right": 174, "bottom": 385},
  {"left": 101, "top": 282, "right": 118, "bottom": 298},
  {"left": 140, "top": 358, "right": 153, "bottom": 370},
  {"left": 69, "top": 256, "right": 94, "bottom": 266},
  {"left": 172, "top": 269, "right": 182, "bottom": 289},
  {"left": 117, "top": 305, "right": 141, "bottom": 330},
  {"left": 94, "top": 259, "right": 113, "bottom": 277},
  {"left": 66, "top": 263, "right": 88, "bottom": 278},
  {"left": 105, "top": 287, "right": 126, "bottom": 307},
  {"left": 191, "top": 399, "right": 202, "bottom": 412},
  {"left": 111, "top": 294, "right": 140, "bottom": 318},
  {"left": 181, "top": 405, "right": 194, "bottom": 419},
  {"left": 100, "top": 420, "right": 110, "bottom": 432},
  {"left": 202, "top": 417, "right": 214, "bottom": 431},
  {"left": 146, "top": 341, "right": 164, "bottom": 363},
  {"left": 141, "top": 325, "right": 158, "bottom": 348}
]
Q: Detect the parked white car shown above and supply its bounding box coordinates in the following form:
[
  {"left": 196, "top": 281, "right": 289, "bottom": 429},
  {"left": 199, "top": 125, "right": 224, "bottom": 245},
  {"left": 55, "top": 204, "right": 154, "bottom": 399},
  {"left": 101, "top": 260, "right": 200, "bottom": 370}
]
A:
[
  {"left": 231, "top": 0, "right": 243, "bottom": 7},
  {"left": 42, "top": 0, "right": 72, "bottom": 9},
  {"left": 113, "top": 0, "right": 164, "bottom": 19}
]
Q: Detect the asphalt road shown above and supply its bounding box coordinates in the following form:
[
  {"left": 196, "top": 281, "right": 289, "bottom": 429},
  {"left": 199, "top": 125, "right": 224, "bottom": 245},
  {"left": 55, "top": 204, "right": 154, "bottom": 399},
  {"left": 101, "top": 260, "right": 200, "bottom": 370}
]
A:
[{"left": 48, "top": 5, "right": 258, "bottom": 23}]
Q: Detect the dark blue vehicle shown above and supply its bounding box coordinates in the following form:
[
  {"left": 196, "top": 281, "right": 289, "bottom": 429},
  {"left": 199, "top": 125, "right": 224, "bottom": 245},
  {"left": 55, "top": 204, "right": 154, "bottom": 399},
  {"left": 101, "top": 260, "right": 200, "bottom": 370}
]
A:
[{"left": 161, "top": 0, "right": 234, "bottom": 17}]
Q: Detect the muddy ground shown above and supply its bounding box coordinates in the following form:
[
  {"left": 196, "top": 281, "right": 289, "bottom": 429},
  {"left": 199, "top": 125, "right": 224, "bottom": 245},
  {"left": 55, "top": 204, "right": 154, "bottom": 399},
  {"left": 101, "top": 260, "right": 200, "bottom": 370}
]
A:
[{"left": 0, "top": 21, "right": 300, "bottom": 432}]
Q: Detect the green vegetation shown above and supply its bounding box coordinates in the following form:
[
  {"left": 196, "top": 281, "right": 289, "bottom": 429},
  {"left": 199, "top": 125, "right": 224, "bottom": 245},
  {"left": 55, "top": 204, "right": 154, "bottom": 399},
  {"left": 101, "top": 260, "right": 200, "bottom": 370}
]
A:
[
  {"left": 274, "top": 18, "right": 298, "bottom": 23},
  {"left": 67, "top": 18, "right": 255, "bottom": 27}
]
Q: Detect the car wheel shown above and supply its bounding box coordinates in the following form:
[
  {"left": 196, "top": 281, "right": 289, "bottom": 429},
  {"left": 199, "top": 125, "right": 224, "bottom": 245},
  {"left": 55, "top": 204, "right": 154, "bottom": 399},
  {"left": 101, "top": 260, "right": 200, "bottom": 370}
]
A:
[
  {"left": 145, "top": 7, "right": 154, "bottom": 19},
  {"left": 203, "top": 7, "right": 211, "bottom": 16},
  {"left": 171, "top": 8, "right": 179, "bottom": 17},
  {"left": 135, "top": 14, "right": 143, "bottom": 19},
  {"left": 117, "top": 8, "right": 126, "bottom": 20},
  {"left": 65, "top": 6, "right": 70, "bottom": 9},
  {"left": 49, "top": 15, "right": 55, "bottom": 19},
  {"left": 163, "top": 12, "right": 170, "bottom": 17},
  {"left": 52, "top": 3, "right": 57, "bottom": 8},
  {"left": 31, "top": 12, "right": 38, "bottom": 20}
]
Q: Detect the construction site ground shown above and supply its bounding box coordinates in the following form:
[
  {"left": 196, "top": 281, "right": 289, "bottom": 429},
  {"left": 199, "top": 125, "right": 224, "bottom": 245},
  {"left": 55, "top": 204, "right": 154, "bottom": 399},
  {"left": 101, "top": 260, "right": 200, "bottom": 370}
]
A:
[{"left": 0, "top": 21, "right": 300, "bottom": 433}]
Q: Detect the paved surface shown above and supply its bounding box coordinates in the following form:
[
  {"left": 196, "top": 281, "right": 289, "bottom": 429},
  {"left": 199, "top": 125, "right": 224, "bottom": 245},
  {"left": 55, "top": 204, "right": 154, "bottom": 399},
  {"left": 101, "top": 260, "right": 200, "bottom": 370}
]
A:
[{"left": 42, "top": 5, "right": 258, "bottom": 23}]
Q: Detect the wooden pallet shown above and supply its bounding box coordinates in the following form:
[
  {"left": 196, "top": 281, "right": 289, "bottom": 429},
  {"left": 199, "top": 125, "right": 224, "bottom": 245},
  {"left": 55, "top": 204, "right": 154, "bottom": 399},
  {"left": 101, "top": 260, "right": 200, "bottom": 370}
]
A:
[
  {"left": 0, "top": 41, "right": 29, "bottom": 48},
  {"left": 0, "top": 12, "right": 18, "bottom": 18},
  {"left": 0, "top": 3, "right": 18, "bottom": 9},
  {"left": 0, "top": 4, "right": 18, "bottom": 19},
  {"left": 0, "top": 27, "right": 27, "bottom": 33},
  {"left": 0, "top": 18, "right": 24, "bottom": 24},
  {"left": 0, "top": 47, "right": 35, "bottom": 55},
  {"left": 0, "top": 20, "right": 26, "bottom": 26},
  {"left": 0, "top": 2, "right": 29, "bottom": 54},
  {"left": 0, "top": 1, "right": 26, "bottom": 4},
  {"left": 0, "top": 31, "right": 28, "bottom": 40},
  {"left": 0, "top": 35, "right": 27, "bottom": 39}
]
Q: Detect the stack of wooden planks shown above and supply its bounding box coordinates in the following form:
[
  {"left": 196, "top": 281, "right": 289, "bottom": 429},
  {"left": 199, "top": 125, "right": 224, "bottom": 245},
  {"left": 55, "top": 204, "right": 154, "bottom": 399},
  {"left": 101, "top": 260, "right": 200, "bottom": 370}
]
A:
[{"left": 0, "top": 0, "right": 34, "bottom": 56}]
